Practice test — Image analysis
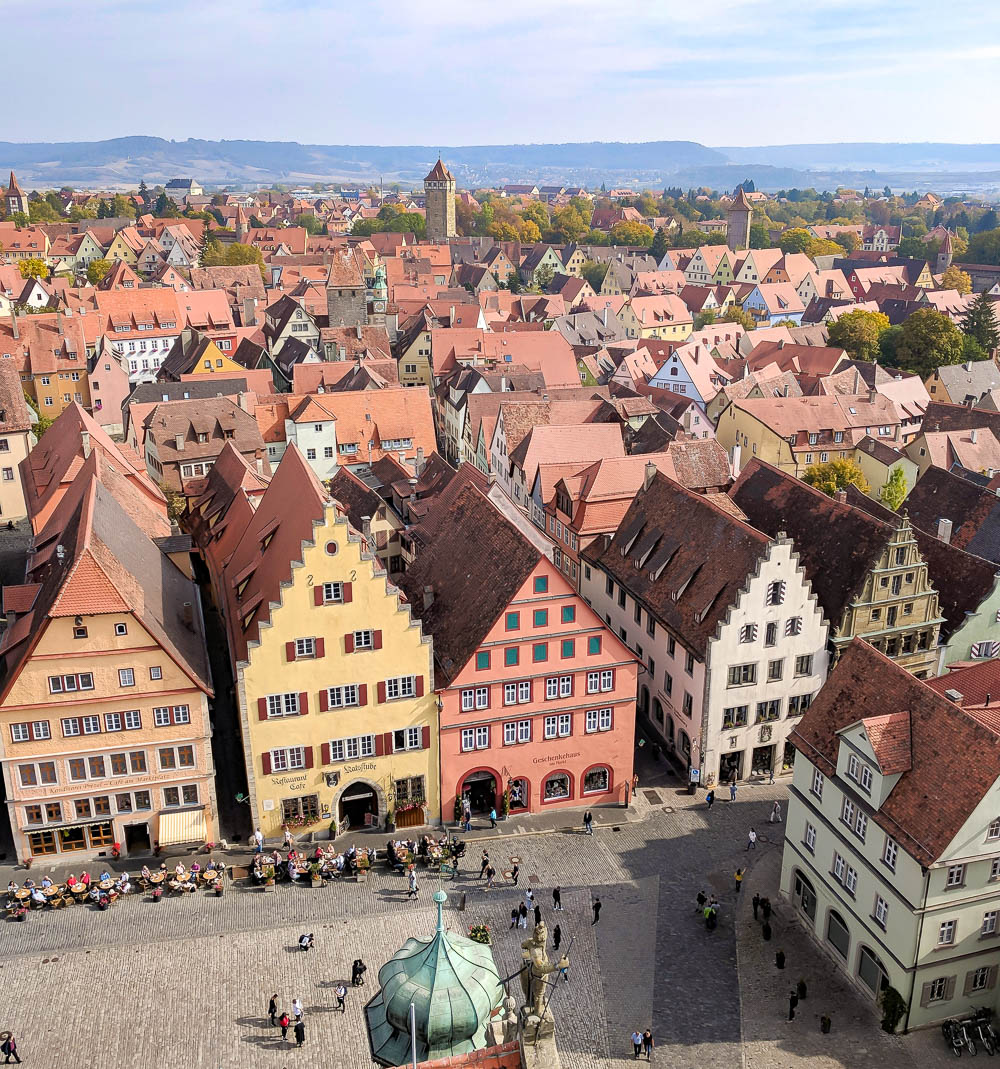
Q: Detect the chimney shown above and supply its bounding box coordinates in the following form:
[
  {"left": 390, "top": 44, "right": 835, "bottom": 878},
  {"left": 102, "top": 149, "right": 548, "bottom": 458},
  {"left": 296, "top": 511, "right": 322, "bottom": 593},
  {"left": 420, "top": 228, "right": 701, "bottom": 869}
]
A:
[
  {"left": 937, "top": 517, "right": 953, "bottom": 543},
  {"left": 356, "top": 323, "right": 362, "bottom": 341},
  {"left": 971, "top": 428, "right": 979, "bottom": 443},
  {"left": 56, "top": 310, "right": 64, "bottom": 336},
  {"left": 81, "top": 430, "right": 91, "bottom": 458},
  {"left": 415, "top": 446, "right": 425, "bottom": 474},
  {"left": 644, "top": 460, "right": 657, "bottom": 489},
  {"left": 408, "top": 477, "right": 418, "bottom": 504},
  {"left": 398, "top": 450, "right": 407, "bottom": 465},
  {"left": 602, "top": 305, "right": 608, "bottom": 327},
  {"left": 423, "top": 585, "right": 435, "bottom": 611},
  {"left": 834, "top": 489, "right": 847, "bottom": 503},
  {"left": 944, "top": 688, "right": 964, "bottom": 703},
  {"left": 987, "top": 693, "right": 992, "bottom": 707},
  {"left": 362, "top": 514, "right": 372, "bottom": 541},
  {"left": 10, "top": 312, "right": 17, "bottom": 340},
  {"left": 782, "top": 384, "right": 789, "bottom": 397},
  {"left": 182, "top": 601, "right": 194, "bottom": 630},
  {"left": 730, "top": 443, "right": 741, "bottom": 478},
  {"left": 174, "top": 433, "right": 184, "bottom": 451},
  {"left": 868, "top": 388, "right": 877, "bottom": 403}
]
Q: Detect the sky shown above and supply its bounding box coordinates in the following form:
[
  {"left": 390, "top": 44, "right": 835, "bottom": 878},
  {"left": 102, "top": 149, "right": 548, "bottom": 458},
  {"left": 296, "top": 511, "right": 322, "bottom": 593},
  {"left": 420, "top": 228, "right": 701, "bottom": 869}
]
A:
[{"left": 12, "top": 0, "right": 1000, "bottom": 145}]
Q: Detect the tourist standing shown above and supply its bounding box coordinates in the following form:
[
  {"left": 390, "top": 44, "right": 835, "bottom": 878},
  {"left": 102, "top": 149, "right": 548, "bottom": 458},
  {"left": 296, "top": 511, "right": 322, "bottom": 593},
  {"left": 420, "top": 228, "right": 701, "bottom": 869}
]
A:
[
  {"left": 294, "top": 1019, "right": 306, "bottom": 1047},
  {"left": 706, "top": 790, "right": 714, "bottom": 810},
  {"left": 407, "top": 866, "right": 419, "bottom": 899},
  {"left": 292, "top": 998, "right": 303, "bottom": 1023},
  {"left": 592, "top": 896, "right": 602, "bottom": 925},
  {"left": 553, "top": 924, "right": 562, "bottom": 952},
  {"left": 770, "top": 801, "right": 782, "bottom": 824},
  {"left": 552, "top": 886, "right": 562, "bottom": 911},
  {"left": 336, "top": 983, "right": 347, "bottom": 1012},
  {"left": 279, "top": 1012, "right": 290, "bottom": 1040},
  {"left": 642, "top": 1030, "right": 654, "bottom": 1060},
  {"left": 631, "top": 1030, "right": 643, "bottom": 1058},
  {"left": 729, "top": 783, "right": 738, "bottom": 801},
  {"left": 734, "top": 868, "right": 744, "bottom": 893},
  {"left": 518, "top": 902, "right": 528, "bottom": 929},
  {"left": 253, "top": 827, "right": 264, "bottom": 853},
  {"left": 510, "top": 907, "right": 519, "bottom": 930},
  {"left": 268, "top": 994, "right": 278, "bottom": 1026},
  {"left": 510, "top": 863, "right": 519, "bottom": 886},
  {"left": 583, "top": 810, "right": 594, "bottom": 835},
  {"left": 747, "top": 828, "right": 758, "bottom": 851},
  {"left": 489, "top": 806, "right": 497, "bottom": 828}
]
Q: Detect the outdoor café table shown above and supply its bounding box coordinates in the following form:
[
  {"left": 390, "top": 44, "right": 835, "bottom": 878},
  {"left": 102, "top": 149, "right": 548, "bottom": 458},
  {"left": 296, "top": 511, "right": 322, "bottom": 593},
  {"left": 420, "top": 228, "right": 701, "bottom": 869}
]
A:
[
  {"left": 42, "top": 886, "right": 59, "bottom": 899},
  {"left": 149, "top": 872, "right": 165, "bottom": 885},
  {"left": 71, "top": 885, "right": 88, "bottom": 898},
  {"left": 14, "top": 889, "right": 29, "bottom": 901}
]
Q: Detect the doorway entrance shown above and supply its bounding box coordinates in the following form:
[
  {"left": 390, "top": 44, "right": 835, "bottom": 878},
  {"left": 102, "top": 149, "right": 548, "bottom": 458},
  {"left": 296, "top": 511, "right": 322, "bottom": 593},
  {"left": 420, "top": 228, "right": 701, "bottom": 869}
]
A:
[
  {"left": 752, "top": 744, "right": 774, "bottom": 777},
  {"left": 857, "top": 945, "right": 890, "bottom": 999},
  {"left": 462, "top": 770, "right": 497, "bottom": 813},
  {"left": 124, "top": 822, "right": 151, "bottom": 856},
  {"left": 719, "top": 749, "right": 744, "bottom": 784},
  {"left": 793, "top": 870, "right": 817, "bottom": 921},
  {"left": 339, "top": 783, "right": 378, "bottom": 829}
]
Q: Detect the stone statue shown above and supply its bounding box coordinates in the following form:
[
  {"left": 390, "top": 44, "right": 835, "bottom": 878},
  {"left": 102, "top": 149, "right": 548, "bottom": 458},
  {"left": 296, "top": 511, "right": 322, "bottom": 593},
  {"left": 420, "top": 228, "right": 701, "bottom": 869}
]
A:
[
  {"left": 501, "top": 994, "right": 519, "bottom": 1043},
  {"left": 520, "top": 921, "right": 567, "bottom": 1023}
]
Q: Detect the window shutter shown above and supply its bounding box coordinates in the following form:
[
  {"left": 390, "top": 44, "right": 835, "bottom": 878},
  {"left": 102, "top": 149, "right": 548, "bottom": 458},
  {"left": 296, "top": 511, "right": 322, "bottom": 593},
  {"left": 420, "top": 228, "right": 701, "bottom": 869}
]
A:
[
  {"left": 313, "top": 586, "right": 324, "bottom": 606},
  {"left": 319, "top": 689, "right": 329, "bottom": 712},
  {"left": 374, "top": 733, "right": 384, "bottom": 757},
  {"left": 285, "top": 641, "right": 296, "bottom": 662},
  {"left": 257, "top": 697, "right": 268, "bottom": 720},
  {"left": 298, "top": 692, "right": 309, "bottom": 716},
  {"left": 919, "top": 982, "right": 931, "bottom": 1008},
  {"left": 373, "top": 630, "right": 383, "bottom": 650},
  {"left": 321, "top": 742, "right": 330, "bottom": 765},
  {"left": 964, "top": 970, "right": 976, "bottom": 996},
  {"left": 344, "top": 633, "right": 354, "bottom": 653},
  {"left": 421, "top": 725, "right": 431, "bottom": 750},
  {"left": 384, "top": 731, "right": 394, "bottom": 754},
  {"left": 944, "top": 976, "right": 957, "bottom": 1001},
  {"left": 315, "top": 638, "right": 325, "bottom": 658},
  {"left": 304, "top": 746, "right": 314, "bottom": 769},
  {"left": 343, "top": 582, "right": 353, "bottom": 603},
  {"left": 415, "top": 675, "right": 425, "bottom": 697},
  {"left": 358, "top": 684, "right": 368, "bottom": 705},
  {"left": 377, "top": 681, "right": 386, "bottom": 703},
  {"left": 988, "top": 966, "right": 998, "bottom": 991},
  {"left": 261, "top": 752, "right": 272, "bottom": 775}
]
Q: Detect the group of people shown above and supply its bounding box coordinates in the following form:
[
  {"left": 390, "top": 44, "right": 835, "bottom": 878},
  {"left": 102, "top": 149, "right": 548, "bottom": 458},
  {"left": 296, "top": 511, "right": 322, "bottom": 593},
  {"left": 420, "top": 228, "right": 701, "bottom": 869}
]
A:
[
  {"left": 695, "top": 891, "right": 721, "bottom": 930},
  {"left": 267, "top": 995, "right": 306, "bottom": 1047},
  {"left": 630, "top": 1029, "right": 655, "bottom": 1060},
  {"left": 250, "top": 843, "right": 362, "bottom": 884}
]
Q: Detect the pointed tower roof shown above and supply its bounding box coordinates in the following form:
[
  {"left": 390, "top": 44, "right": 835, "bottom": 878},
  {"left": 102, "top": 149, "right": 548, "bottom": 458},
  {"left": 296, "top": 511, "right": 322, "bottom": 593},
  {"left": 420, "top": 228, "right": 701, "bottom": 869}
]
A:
[
  {"left": 425, "top": 158, "right": 453, "bottom": 183},
  {"left": 7, "top": 171, "right": 24, "bottom": 196},
  {"left": 940, "top": 228, "right": 953, "bottom": 254},
  {"left": 729, "top": 188, "right": 753, "bottom": 212},
  {"left": 365, "top": 889, "right": 503, "bottom": 1066}
]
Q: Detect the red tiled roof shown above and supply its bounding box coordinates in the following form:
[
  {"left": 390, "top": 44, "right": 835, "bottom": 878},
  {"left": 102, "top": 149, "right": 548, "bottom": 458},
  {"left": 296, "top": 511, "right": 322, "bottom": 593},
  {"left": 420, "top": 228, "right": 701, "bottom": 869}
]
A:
[{"left": 860, "top": 712, "right": 912, "bottom": 774}]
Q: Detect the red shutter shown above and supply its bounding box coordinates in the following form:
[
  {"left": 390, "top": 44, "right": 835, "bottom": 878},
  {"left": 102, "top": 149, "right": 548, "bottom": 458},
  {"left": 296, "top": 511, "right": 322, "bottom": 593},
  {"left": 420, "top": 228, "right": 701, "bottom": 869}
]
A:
[
  {"left": 421, "top": 725, "right": 431, "bottom": 750},
  {"left": 313, "top": 586, "right": 324, "bottom": 606},
  {"left": 315, "top": 638, "right": 325, "bottom": 658},
  {"left": 298, "top": 692, "right": 309, "bottom": 715},
  {"left": 257, "top": 697, "right": 268, "bottom": 721},
  {"left": 384, "top": 731, "right": 394, "bottom": 754},
  {"left": 261, "top": 752, "right": 272, "bottom": 775},
  {"left": 415, "top": 675, "right": 425, "bottom": 697},
  {"left": 374, "top": 733, "right": 384, "bottom": 757},
  {"left": 319, "top": 689, "right": 329, "bottom": 712},
  {"left": 377, "top": 681, "right": 386, "bottom": 703},
  {"left": 285, "top": 641, "right": 296, "bottom": 662},
  {"left": 358, "top": 684, "right": 368, "bottom": 706},
  {"left": 344, "top": 632, "right": 354, "bottom": 653},
  {"left": 373, "top": 630, "right": 383, "bottom": 650},
  {"left": 304, "top": 746, "right": 314, "bottom": 769},
  {"left": 343, "top": 582, "right": 353, "bottom": 603},
  {"left": 321, "top": 742, "right": 330, "bottom": 765}
]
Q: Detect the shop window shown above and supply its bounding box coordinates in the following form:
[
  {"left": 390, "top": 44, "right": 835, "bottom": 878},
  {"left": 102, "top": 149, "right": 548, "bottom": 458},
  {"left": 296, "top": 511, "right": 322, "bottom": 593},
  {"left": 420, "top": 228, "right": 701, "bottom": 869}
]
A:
[
  {"left": 543, "top": 772, "right": 570, "bottom": 802},
  {"left": 584, "top": 767, "right": 610, "bottom": 794}
]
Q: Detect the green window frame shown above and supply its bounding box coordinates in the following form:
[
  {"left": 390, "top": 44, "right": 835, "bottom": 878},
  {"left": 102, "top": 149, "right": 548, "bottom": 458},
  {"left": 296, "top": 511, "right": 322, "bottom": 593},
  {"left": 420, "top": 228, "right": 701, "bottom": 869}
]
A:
[
  {"left": 587, "top": 635, "right": 602, "bottom": 655},
  {"left": 533, "top": 575, "right": 548, "bottom": 593},
  {"left": 476, "top": 651, "right": 490, "bottom": 671},
  {"left": 505, "top": 612, "right": 519, "bottom": 631},
  {"left": 533, "top": 609, "right": 548, "bottom": 627},
  {"left": 561, "top": 605, "right": 576, "bottom": 624},
  {"left": 561, "top": 639, "right": 575, "bottom": 659},
  {"left": 533, "top": 643, "right": 548, "bottom": 663},
  {"left": 505, "top": 647, "right": 519, "bottom": 667}
]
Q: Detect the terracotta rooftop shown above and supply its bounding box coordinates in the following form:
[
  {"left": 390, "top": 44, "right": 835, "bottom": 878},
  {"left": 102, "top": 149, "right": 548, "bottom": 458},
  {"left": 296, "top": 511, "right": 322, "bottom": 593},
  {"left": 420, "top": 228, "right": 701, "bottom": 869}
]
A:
[{"left": 860, "top": 711, "right": 912, "bottom": 774}]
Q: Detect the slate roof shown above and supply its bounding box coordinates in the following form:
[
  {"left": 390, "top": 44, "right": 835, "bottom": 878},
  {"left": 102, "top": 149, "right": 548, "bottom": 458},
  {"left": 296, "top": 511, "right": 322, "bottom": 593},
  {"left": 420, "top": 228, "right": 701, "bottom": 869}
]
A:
[
  {"left": 583, "top": 471, "right": 770, "bottom": 657},
  {"left": 788, "top": 638, "right": 1000, "bottom": 867},
  {"left": 902, "top": 465, "right": 1000, "bottom": 563},
  {"left": 399, "top": 480, "right": 541, "bottom": 686}
]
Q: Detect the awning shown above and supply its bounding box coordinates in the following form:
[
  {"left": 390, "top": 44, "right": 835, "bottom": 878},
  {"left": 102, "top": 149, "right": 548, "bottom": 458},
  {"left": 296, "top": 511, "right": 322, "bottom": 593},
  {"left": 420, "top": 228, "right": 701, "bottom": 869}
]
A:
[{"left": 158, "top": 808, "right": 207, "bottom": 847}]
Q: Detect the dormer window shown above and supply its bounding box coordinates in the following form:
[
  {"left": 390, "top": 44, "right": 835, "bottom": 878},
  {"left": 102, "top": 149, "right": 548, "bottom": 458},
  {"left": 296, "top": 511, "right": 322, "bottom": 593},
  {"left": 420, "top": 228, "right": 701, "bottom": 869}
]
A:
[{"left": 847, "top": 753, "right": 873, "bottom": 792}]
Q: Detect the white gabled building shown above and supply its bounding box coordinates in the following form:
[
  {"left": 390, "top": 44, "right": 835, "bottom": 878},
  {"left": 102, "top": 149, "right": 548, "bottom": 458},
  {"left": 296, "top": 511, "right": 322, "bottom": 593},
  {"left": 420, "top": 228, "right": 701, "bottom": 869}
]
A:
[
  {"left": 580, "top": 467, "right": 828, "bottom": 784},
  {"left": 781, "top": 640, "right": 1000, "bottom": 1031}
]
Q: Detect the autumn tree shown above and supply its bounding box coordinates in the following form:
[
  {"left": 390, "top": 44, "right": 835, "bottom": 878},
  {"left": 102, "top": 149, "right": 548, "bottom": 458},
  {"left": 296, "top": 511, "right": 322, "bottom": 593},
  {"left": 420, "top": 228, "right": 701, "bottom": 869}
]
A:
[
  {"left": 86, "top": 259, "right": 111, "bottom": 285},
  {"left": 518, "top": 219, "right": 541, "bottom": 244},
  {"left": 894, "top": 307, "right": 965, "bottom": 378},
  {"left": 878, "top": 467, "right": 908, "bottom": 511},
  {"left": 960, "top": 291, "right": 1000, "bottom": 353},
  {"left": 941, "top": 265, "right": 972, "bottom": 295},
  {"left": 832, "top": 230, "right": 860, "bottom": 254},
  {"left": 609, "top": 221, "right": 654, "bottom": 247},
  {"left": 779, "top": 228, "right": 813, "bottom": 254},
  {"left": 802, "top": 458, "right": 870, "bottom": 497},
  {"left": 721, "top": 305, "right": 755, "bottom": 331},
  {"left": 19, "top": 257, "right": 48, "bottom": 280},
  {"left": 826, "top": 309, "right": 890, "bottom": 362}
]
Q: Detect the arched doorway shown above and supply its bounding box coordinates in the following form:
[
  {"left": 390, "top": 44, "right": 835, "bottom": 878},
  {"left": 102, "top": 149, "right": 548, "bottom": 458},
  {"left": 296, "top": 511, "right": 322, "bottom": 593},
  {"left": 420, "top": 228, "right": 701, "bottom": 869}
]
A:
[
  {"left": 508, "top": 777, "right": 529, "bottom": 812},
  {"left": 857, "top": 945, "right": 890, "bottom": 999},
  {"left": 332, "top": 777, "right": 386, "bottom": 833},
  {"left": 793, "top": 870, "right": 816, "bottom": 921},
  {"left": 461, "top": 770, "right": 497, "bottom": 813}
]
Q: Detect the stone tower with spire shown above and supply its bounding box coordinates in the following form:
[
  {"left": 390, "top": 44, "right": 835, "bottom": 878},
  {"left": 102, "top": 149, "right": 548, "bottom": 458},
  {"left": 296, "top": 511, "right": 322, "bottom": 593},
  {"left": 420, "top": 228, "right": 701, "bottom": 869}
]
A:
[
  {"left": 424, "top": 158, "right": 456, "bottom": 242},
  {"left": 936, "top": 229, "right": 954, "bottom": 275},
  {"left": 5, "top": 172, "right": 26, "bottom": 217},
  {"left": 727, "top": 187, "right": 753, "bottom": 251}
]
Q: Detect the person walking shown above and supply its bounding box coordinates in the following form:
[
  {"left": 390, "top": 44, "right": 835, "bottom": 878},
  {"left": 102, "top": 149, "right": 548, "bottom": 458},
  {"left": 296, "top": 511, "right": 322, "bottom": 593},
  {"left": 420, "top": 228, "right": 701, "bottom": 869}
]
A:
[
  {"left": 335, "top": 983, "right": 347, "bottom": 1012},
  {"left": 510, "top": 863, "right": 519, "bottom": 886},
  {"left": 518, "top": 902, "right": 528, "bottom": 929},
  {"left": 525, "top": 888, "right": 535, "bottom": 910},
  {"left": 706, "top": 789, "right": 714, "bottom": 810},
  {"left": 279, "top": 1011, "right": 290, "bottom": 1041},
  {"left": 747, "top": 828, "right": 758, "bottom": 851},
  {"left": 268, "top": 993, "right": 278, "bottom": 1026},
  {"left": 787, "top": 990, "right": 798, "bottom": 1022},
  {"left": 479, "top": 850, "right": 490, "bottom": 878},
  {"left": 695, "top": 890, "right": 706, "bottom": 913},
  {"left": 592, "top": 896, "right": 602, "bottom": 925},
  {"left": 770, "top": 801, "right": 782, "bottom": 824},
  {"left": 294, "top": 1019, "right": 306, "bottom": 1047},
  {"left": 768, "top": 766, "right": 775, "bottom": 786},
  {"left": 253, "top": 827, "right": 264, "bottom": 853},
  {"left": 462, "top": 799, "right": 472, "bottom": 832},
  {"left": 583, "top": 810, "right": 594, "bottom": 835},
  {"left": 510, "top": 907, "right": 519, "bottom": 929},
  {"left": 283, "top": 825, "right": 294, "bottom": 851},
  {"left": 292, "top": 998, "right": 303, "bottom": 1023},
  {"left": 553, "top": 923, "right": 562, "bottom": 952},
  {"left": 351, "top": 960, "right": 367, "bottom": 986},
  {"left": 752, "top": 893, "right": 761, "bottom": 921},
  {"left": 553, "top": 886, "right": 562, "bottom": 911},
  {"left": 534, "top": 903, "right": 542, "bottom": 926},
  {"left": 489, "top": 806, "right": 497, "bottom": 828},
  {"left": 642, "top": 1030, "right": 654, "bottom": 1061},
  {"left": 761, "top": 897, "right": 772, "bottom": 923},
  {"left": 485, "top": 864, "right": 496, "bottom": 890},
  {"left": 631, "top": 1030, "right": 643, "bottom": 1058},
  {"left": 407, "top": 867, "right": 419, "bottom": 899},
  {"left": 734, "top": 868, "right": 744, "bottom": 893},
  {"left": 0, "top": 1034, "right": 20, "bottom": 1065}
]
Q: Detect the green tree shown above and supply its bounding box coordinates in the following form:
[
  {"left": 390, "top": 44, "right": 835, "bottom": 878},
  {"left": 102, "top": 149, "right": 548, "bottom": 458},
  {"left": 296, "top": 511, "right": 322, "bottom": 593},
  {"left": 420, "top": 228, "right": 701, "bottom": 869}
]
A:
[
  {"left": 19, "top": 257, "right": 48, "bottom": 280},
  {"left": 650, "top": 226, "right": 669, "bottom": 260},
  {"left": 960, "top": 291, "right": 1000, "bottom": 352},
  {"left": 159, "top": 482, "right": 186, "bottom": 525},
  {"left": 827, "top": 309, "right": 890, "bottom": 362},
  {"left": 86, "top": 259, "right": 111, "bottom": 285},
  {"left": 878, "top": 467, "right": 908, "bottom": 511},
  {"left": 27, "top": 200, "right": 60, "bottom": 223},
  {"left": 749, "top": 222, "right": 769, "bottom": 249},
  {"left": 609, "top": 221, "right": 654, "bottom": 247},
  {"left": 722, "top": 305, "right": 756, "bottom": 331},
  {"left": 580, "top": 259, "right": 607, "bottom": 291},
  {"left": 110, "top": 193, "right": 137, "bottom": 219},
  {"left": 154, "top": 191, "right": 180, "bottom": 217},
  {"left": 832, "top": 230, "right": 860, "bottom": 254},
  {"left": 966, "top": 228, "right": 1000, "bottom": 265},
  {"left": 779, "top": 227, "right": 812, "bottom": 253},
  {"left": 23, "top": 391, "right": 53, "bottom": 438},
  {"left": 532, "top": 264, "right": 555, "bottom": 291},
  {"left": 138, "top": 179, "right": 149, "bottom": 206},
  {"left": 694, "top": 309, "right": 717, "bottom": 330},
  {"left": 941, "top": 265, "right": 972, "bottom": 294},
  {"left": 295, "top": 213, "right": 323, "bottom": 236},
  {"left": 894, "top": 307, "right": 964, "bottom": 377},
  {"left": 802, "top": 458, "right": 870, "bottom": 497}
]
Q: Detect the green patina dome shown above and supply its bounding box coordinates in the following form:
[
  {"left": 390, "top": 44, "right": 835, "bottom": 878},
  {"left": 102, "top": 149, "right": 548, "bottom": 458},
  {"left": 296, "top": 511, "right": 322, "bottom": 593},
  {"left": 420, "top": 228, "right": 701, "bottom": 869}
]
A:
[{"left": 366, "top": 889, "right": 504, "bottom": 1065}]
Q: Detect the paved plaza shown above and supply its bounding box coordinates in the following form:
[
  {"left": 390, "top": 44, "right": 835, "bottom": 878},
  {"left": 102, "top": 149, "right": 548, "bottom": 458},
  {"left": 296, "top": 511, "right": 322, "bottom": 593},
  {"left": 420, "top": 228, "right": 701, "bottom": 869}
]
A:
[{"left": 0, "top": 775, "right": 958, "bottom": 1068}]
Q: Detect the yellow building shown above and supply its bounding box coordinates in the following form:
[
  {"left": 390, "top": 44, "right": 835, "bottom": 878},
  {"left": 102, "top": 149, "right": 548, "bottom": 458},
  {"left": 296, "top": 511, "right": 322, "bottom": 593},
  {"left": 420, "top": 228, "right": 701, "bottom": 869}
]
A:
[
  {"left": 617, "top": 295, "right": 692, "bottom": 342},
  {"left": 219, "top": 445, "right": 439, "bottom": 838},
  {"left": 104, "top": 227, "right": 143, "bottom": 265},
  {"left": 0, "top": 455, "right": 217, "bottom": 863}
]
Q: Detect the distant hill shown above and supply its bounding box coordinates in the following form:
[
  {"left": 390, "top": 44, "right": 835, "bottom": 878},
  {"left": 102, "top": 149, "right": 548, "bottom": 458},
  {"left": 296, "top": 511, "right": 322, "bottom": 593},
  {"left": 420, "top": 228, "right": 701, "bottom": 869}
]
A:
[{"left": 717, "top": 143, "right": 1000, "bottom": 173}]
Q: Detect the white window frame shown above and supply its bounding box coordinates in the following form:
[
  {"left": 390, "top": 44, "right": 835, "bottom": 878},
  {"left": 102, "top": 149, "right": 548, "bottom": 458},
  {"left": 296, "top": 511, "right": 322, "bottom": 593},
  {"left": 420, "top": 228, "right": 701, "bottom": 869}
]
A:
[
  {"left": 327, "top": 684, "right": 360, "bottom": 709},
  {"left": 585, "top": 707, "right": 612, "bottom": 733}
]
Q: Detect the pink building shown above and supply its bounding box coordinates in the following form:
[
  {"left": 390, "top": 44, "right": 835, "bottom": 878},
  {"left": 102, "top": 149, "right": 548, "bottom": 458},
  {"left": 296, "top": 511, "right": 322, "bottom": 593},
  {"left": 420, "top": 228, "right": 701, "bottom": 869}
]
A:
[{"left": 401, "top": 473, "right": 637, "bottom": 818}]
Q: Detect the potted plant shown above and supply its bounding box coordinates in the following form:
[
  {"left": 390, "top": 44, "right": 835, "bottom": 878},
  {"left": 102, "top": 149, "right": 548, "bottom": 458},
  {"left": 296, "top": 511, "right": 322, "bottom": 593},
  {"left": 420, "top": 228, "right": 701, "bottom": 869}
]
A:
[
  {"left": 263, "top": 864, "right": 276, "bottom": 891},
  {"left": 501, "top": 788, "right": 511, "bottom": 820},
  {"left": 453, "top": 796, "right": 463, "bottom": 824},
  {"left": 796, "top": 979, "right": 807, "bottom": 1000},
  {"left": 151, "top": 886, "right": 163, "bottom": 903},
  {"left": 386, "top": 809, "right": 396, "bottom": 834},
  {"left": 469, "top": 923, "right": 491, "bottom": 945},
  {"left": 309, "top": 861, "right": 322, "bottom": 888}
]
